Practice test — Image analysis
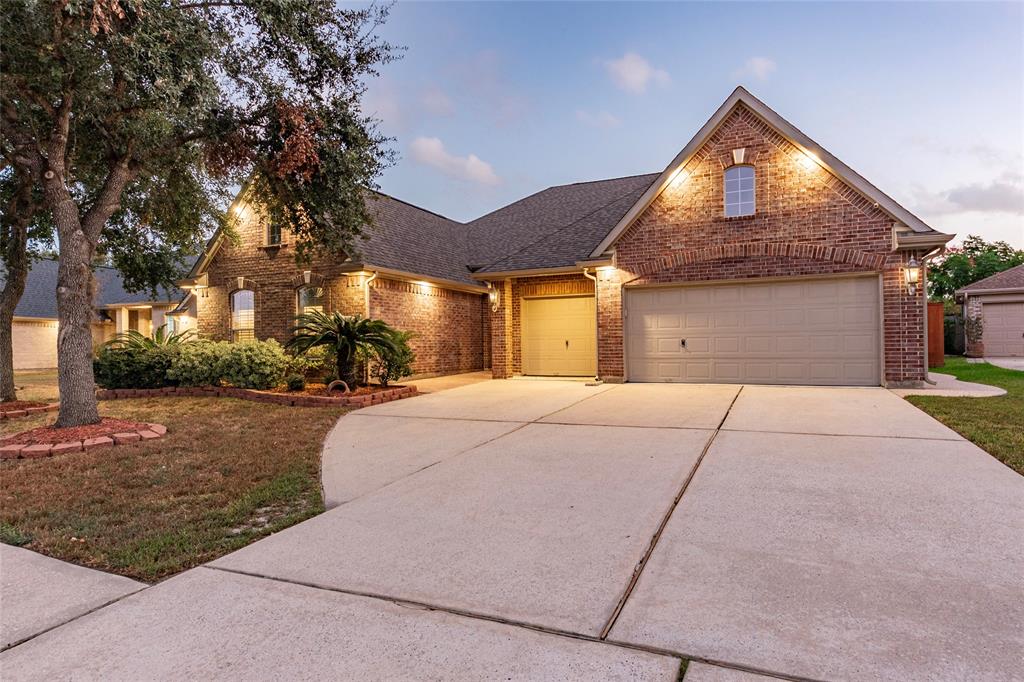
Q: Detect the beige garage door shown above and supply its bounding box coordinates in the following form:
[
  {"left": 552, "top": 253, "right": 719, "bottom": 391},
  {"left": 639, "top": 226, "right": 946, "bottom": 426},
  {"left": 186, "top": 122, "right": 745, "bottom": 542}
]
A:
[
  {"left": 521, "top": 296, "right": 596, "bottom": 376},
  {"left": 626, "top": 276, "right": 880, "bottom": 385},
  {"left": 982, "top": 301, "right": 1024, "bottom": 356},
  {"left": 13, "top": 319, "right": 59, "bottom": 370}
]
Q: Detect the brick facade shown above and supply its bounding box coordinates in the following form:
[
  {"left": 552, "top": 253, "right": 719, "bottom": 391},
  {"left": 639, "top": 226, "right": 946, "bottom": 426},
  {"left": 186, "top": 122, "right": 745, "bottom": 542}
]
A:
[
  {"left": 197, "top": 199, "right": 487, "bottom": 378},
  {"left": 489, "top": 103, "right": 927, "bottom": 385}
]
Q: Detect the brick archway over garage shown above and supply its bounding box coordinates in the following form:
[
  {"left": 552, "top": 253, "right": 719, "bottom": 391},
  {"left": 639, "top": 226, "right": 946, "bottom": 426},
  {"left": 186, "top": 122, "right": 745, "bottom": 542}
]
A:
[{"left": 625, "top": 241, "right": 887, "bottom": 281}]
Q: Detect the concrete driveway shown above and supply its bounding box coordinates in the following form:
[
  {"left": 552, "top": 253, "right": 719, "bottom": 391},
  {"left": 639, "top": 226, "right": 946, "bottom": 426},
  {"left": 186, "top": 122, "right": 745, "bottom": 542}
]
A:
[{"left": 3, "top": 380, "right": 1022, "bottom": 681}]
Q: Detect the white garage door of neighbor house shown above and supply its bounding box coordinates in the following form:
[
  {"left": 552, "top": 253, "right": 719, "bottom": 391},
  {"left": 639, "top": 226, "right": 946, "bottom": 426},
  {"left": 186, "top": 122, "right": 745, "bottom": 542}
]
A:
[
  {"left": 521, "top": 296, "right": 596, "bottom": 376},
  {"left": 982, "top": 301, "right": 1024, "bottom": 357},
  {"left": 626, "top": 276, "right": 881, "bottom": 386},
  {"left": 12, "top": 319, "right": 59, "bottom": 370}
]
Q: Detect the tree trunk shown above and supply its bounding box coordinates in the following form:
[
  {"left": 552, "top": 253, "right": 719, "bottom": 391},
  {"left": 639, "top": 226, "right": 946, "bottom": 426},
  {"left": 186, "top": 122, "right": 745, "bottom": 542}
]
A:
[
  {"left": 338, "top": 351, "right": 358, "bottom": 389},
  {"left": 53, "top": 212, "right": 102, "bottom": 426},
  {"left": 0, "top": 173, "right": 35, "bottom": 403}
]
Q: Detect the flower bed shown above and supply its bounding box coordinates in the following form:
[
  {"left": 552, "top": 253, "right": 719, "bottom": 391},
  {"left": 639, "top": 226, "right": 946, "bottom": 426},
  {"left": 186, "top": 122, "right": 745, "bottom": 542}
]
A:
[
  {"left": 95, "top": 384, "right": 417, "bottom": 408},
  {"left": 0, "top": 401, "right": 59, "bottom": 420},
  {"left": 0, "top": 418, "right": 167, "bottom": 460}
]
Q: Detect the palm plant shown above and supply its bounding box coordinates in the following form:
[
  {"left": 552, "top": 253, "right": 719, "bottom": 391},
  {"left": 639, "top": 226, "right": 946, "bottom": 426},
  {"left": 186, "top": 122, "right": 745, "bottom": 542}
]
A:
[
  {"left": 104, "top": 326, "right": 196, "bottom": 351},
  {"left": 287, "top": 311, "right": 398, "bottom": 388}
]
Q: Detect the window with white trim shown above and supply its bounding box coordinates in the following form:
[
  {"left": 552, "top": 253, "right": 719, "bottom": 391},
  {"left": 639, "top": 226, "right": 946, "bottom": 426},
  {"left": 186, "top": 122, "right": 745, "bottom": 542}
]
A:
[
  {"left": 296, "top": 285, "right": 325, "bottom": 316},
  {"left": 724, "top": 165, "right": 755, "bottom": 217},
  {"left": 230, "top": 289, "right": 255, "bottom": 341},
  {"left": 267, "top": 222, "right": 283, "bottom": 246}
]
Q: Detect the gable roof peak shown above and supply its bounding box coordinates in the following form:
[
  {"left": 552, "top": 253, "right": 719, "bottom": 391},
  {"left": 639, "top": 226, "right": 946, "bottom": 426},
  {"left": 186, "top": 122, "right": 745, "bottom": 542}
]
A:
[{"left": 589, "top": 86, "right": 953, "bottom": 257}]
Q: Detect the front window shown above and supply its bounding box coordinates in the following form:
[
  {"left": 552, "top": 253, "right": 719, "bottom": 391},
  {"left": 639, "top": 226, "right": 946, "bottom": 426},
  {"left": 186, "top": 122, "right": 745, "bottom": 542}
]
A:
[
  {"left": 724, "top": 165, "right": 755, "bottom": 217},
  {"left": 267, "top": 222, "right": 282, "bottom": 246},
  {"left": 297, "top": 285, "right": 325, "bottom": 316},
  {"left": 230, "top": 289, "right": 255, "bottom": 341}
]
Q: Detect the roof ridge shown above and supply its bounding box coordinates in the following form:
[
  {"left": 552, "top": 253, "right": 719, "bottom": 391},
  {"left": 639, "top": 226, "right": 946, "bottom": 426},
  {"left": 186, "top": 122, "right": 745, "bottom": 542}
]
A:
[
  {"left": 550, "top": 171, "right": 660, "bottom": 189},
  {"left": 478, "top": 182, "right": 653, "bottom": 272},
  {"left": 369, "top": 188, "right": 462, "bottom": 225}
]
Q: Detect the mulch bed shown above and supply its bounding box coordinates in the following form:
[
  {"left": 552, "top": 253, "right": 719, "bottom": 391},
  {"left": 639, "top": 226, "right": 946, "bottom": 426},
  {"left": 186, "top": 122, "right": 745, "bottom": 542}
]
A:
[
  {"left": 1, "top": 418, "right": 151, "bottom": 446},
  {"left": 270, "top": 383, "right": 407, "bottom": 397},
  {"left": 1, "top": 401, "right": 59, "bottom": 421},
  {"left": 0, "top": 401, "right": 49, "bottom": 412}
]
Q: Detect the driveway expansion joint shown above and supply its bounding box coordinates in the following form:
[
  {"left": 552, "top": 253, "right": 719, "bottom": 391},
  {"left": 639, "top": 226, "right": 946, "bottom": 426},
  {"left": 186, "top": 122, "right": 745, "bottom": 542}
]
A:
[
  {"left": 598, "top": 386, "right": 744, "bottom": 640},
  {"left": 201, "top": 564, "right": 819, "bottom": 681}
]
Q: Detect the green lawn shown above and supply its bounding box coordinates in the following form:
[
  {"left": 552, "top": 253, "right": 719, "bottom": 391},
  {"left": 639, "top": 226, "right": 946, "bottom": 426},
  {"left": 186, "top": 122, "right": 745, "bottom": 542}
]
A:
[
  {"left": 2, "top": 371, "right": 346, "bottom": 581},
  {"left": 907, "top": 357, "right": 1024, "bottom": 476}
]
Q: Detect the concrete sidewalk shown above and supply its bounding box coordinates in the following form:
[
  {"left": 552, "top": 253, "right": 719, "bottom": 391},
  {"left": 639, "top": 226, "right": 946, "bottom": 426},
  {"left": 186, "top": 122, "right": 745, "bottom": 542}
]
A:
[{"left": 0, "top": 544, "right": 144, "bottom": 650}]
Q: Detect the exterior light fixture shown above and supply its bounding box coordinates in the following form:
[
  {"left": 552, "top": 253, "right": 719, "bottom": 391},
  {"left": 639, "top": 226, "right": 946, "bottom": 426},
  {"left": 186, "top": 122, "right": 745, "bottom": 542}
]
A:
[
  {"left": 798, "top": 152, "right": 818, "bottom": 171},
  {"left": 487, "top": 283, "right": 501, "bottom": 312},
  {"left": 904, "top": 256, "right": 921, "bottom": 295}
]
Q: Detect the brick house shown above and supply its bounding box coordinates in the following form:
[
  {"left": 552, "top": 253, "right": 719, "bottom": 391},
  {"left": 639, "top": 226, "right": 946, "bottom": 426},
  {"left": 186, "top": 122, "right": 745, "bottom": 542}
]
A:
[
  {"left": 182, "top": 87, "right": 952, "bottom": 386},
  {"left": 956, "top": 263, "right": 1024, "bottom": 357}
]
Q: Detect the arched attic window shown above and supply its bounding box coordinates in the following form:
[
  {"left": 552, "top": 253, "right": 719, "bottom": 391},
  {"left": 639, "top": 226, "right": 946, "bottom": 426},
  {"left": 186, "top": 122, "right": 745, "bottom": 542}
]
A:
[{"left": 724, "top": 165, "right": 755, "bottom": 217}]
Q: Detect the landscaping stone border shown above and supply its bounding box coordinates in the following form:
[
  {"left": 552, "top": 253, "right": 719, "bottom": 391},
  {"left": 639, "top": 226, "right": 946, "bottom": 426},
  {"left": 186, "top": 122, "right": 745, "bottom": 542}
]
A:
[
  {"left": 0, "top": 403, "right": 59, "bottom": 421},
  {"left": 0, "top": 423, "right": 167, "bottom": 460},
  {"left": 95, "top": 385, "right": 417, "bottom": 408}
]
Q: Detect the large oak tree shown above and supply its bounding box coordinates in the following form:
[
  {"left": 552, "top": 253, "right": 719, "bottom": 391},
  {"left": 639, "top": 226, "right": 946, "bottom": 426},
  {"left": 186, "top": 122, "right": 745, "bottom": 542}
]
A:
[{"left": 1, "top": 0, "right": 397, "bottom": 424}]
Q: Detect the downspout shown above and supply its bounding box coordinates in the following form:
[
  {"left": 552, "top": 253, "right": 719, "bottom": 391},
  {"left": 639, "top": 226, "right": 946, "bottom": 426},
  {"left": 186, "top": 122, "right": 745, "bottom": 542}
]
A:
[
  {"left": 920, "top": 247, "right": 945, "bottom": 385},
  {"left": 581, "top": 267, "right": 600, "bottom": 382},
  {"left": 363, "top": 271, "right": 378, "bottom": 318}
]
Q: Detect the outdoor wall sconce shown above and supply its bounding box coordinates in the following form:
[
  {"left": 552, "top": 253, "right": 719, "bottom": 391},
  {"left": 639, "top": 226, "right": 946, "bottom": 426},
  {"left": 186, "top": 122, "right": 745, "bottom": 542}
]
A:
[
  {"left": 904, "top": 256, "right": 921, "bottom": 295},
  {"left": 487, "top": 283, "right": 501, "bottom": 312}
]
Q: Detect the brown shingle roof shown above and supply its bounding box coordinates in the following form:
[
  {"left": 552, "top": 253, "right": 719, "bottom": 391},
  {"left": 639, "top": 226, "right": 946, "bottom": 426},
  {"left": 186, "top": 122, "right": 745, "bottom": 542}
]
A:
[{"left": 957, "top": 263, "right": 1024, "bottom": 294}]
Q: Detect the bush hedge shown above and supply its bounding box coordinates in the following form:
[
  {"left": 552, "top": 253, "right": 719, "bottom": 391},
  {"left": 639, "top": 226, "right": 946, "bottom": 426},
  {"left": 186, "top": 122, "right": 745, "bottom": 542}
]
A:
[{"left": 94, "top": 338, "right": 289, "bottom": 390}]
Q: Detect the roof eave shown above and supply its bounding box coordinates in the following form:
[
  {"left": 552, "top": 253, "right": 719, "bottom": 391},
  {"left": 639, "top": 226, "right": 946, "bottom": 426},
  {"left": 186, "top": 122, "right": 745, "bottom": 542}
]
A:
[
  {"left": 471, "top": 265, "right": 584, "bottom": 280},
  {"left": 895, "top": 232, "right": 955, "bottom": 251}
]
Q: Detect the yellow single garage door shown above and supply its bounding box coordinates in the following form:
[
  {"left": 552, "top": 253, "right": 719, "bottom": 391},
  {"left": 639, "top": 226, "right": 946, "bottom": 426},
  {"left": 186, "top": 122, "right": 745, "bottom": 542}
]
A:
[
  {"left": 982, "top": 301, "right": 1024, "bottom": 356},
  {"left": 626, "top": 276, "right": 880, "bottom": 385},
  {"left": 521, "top": 296, "right": 596, "bottom": 376},
  {"left": 12, "top": 318, "right": 59, "bottom": 370}
]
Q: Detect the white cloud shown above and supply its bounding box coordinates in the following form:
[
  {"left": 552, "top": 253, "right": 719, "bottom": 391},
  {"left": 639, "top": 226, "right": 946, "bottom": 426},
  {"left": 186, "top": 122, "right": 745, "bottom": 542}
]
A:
[
  {"left": 576, "top": 109, "right": 622, "bottom": 129},
  {"left": 734, "top": 56, "right": 777, "bottom": 82},
  {"left": 420, "top": 86, "right": 454, "bottom": 117},
  {"left": 410, "top": 137, "right": 500, "bottom": 186},
  {"left": 362, "top": 81, "right": 403, "bottom": 130},
  {"left": 603, "top": 53, "right": 670, "bottom": 94}
]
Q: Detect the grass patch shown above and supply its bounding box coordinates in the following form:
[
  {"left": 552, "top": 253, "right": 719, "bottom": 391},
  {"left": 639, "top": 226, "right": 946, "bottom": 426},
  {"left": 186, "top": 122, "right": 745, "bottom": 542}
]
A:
[
  {"left": 907, "top": 357, "right": 1024, "bottom": 475},
  {"left": 1, "top": 371, "right": 346, "bottom": 581}
]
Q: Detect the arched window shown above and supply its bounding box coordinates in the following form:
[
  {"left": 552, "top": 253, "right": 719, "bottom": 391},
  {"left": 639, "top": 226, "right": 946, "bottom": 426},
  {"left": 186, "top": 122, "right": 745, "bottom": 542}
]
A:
[
  {"left": 296, "top": 285, "right": 325, "bottom": 316},
  {"left": 230, "top": 289, "right": 255, "bottom": 341},
  {"left": 724, "top": 165, "right": 755, "bottom": 217}
]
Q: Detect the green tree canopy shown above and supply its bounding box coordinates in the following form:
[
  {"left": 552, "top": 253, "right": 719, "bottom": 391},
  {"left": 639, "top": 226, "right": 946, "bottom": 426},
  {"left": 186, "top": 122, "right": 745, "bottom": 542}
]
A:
[
  {"left": 929, "top": 235, "right": 1024, "bottom": 301},
  {"left": 1, "top": 0, "right": 399, "bottom": 423}
]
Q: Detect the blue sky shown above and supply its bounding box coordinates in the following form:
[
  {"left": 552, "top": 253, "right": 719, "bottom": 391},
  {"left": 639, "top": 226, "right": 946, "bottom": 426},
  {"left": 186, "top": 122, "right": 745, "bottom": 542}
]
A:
[{"left": 361, "top": 1, "right": 1024, "bottom": 247}]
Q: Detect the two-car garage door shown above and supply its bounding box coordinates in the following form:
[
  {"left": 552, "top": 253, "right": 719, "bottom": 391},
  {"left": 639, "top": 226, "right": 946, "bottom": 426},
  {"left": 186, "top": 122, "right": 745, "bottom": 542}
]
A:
[{"left": 626, "top": 276, "right": 881, "bottom": 386}]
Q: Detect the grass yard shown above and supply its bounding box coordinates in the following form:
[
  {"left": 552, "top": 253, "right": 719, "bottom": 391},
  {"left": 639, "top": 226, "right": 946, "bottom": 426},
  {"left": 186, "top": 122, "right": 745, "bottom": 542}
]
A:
[
  {"left": 907, "top": 357, "right": 1024, "bottom": 476},
  {"left": 1, "top": 371, "right": 346, "bottom": 581}
]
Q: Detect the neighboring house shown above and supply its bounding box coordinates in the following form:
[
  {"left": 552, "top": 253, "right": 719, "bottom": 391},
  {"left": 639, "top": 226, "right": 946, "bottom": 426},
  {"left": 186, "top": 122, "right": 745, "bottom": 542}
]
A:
[
  {"left": 8, "top": 258, "right": 194, "bottom": 370},
  {"left": 957, "top": 263, "right": 1024, "bottom": 357},
  {"left": 182, "top": 87, "right": 953, "bottom": 386}
]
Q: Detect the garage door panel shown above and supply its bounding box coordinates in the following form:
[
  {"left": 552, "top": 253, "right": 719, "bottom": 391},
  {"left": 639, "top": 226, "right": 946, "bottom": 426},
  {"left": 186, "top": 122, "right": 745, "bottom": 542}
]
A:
[
  {"left": 626, "top": 277, "right": 880, "bottom": 385},
  {"left": 521, "top": 296, "right": 596, "bottom": 376},
  {"left": 982, "top": 302, "right": 1024, "bottom": 357}
]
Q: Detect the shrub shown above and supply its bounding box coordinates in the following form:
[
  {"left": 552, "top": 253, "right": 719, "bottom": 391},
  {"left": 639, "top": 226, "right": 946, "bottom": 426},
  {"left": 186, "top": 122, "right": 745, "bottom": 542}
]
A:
[
  {"left": 219, "top": 339, "right": 288, "bottom": 390},
  {"left": 285, "top": 374, "right": 306, "bottom": 391},
  {"left": 369, "top": 330, "right": 416, "bottom": 386},
  {"left": 287, "top": 312, "right": 398, "bottom": 388},
  {"left": 94, "top": 346, "right": 177, "bottom": 389},
  {"left": 167, "top": 340, "right": 231, "bottom": 387}
]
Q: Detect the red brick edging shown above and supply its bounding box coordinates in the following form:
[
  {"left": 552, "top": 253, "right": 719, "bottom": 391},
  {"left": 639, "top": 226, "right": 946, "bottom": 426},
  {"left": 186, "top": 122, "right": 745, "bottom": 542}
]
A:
[
  {"left": 0, "top": 403, "right": 59, "bottom": 421},
  {"left": 0, "top": 423, "right": 168, "bottom": 461},
  {"left": 95, "top": 385, "right": 417, "bottom": 408}
]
